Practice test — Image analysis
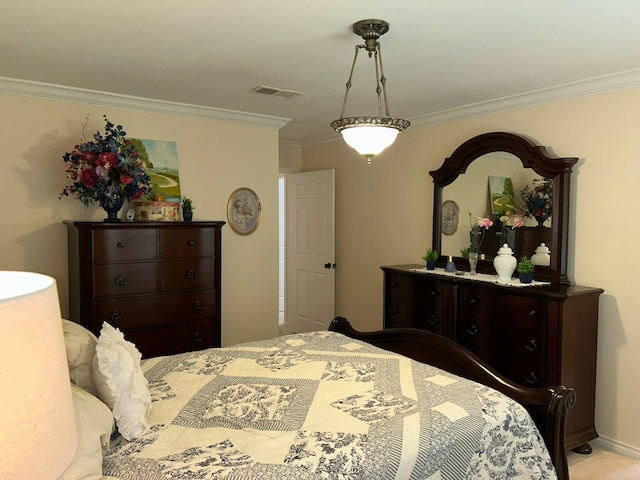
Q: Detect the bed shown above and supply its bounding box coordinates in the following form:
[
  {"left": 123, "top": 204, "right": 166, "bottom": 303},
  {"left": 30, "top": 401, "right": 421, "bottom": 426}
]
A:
[{"left": 60, "top": 317, "right": 574, "bottom": 480}]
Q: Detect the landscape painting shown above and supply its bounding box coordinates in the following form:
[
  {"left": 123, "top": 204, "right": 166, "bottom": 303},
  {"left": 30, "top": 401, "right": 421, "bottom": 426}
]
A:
[
  {"left": 130, "top": 138, "right": 181, "bottom": 203},
  {"left": 488, "top": 175, "right": 515, "bottom": 217}
]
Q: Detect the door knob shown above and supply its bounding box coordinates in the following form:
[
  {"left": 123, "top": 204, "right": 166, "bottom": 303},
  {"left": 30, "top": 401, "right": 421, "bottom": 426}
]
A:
[{"left": 324, "top": 263, "right": 336, "bottom": 269}]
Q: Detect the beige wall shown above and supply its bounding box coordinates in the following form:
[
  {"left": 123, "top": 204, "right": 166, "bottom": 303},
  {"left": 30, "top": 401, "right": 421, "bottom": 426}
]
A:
[
  {"left": 0, "top": 92, "right": 280, "bottom": 346},
  {"left": 279, "top": 142, "right": 302, "bottom": 173},
  {"left": 301, "top": 87, "right": 640, "bottom": 453}
]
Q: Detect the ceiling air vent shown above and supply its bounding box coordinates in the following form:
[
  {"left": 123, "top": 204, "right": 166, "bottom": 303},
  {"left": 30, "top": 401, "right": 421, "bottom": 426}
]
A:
[{"left": 250, "top": 85, "right": 303, "bottom": 99}]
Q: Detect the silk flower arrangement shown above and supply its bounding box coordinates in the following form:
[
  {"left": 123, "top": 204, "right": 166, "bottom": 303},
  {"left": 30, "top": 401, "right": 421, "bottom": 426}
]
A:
[{"left": 59, "top": 116, "right": 152, "bottom": 211}]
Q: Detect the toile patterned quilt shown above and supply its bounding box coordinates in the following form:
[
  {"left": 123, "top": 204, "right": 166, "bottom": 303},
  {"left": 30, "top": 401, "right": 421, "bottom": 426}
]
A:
[{"left": 103, "top": 331, "right": 556, "bottom": 479}]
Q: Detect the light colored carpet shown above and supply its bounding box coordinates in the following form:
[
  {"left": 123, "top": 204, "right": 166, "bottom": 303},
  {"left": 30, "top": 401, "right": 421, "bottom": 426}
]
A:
[{"left": 568, "top": 446, "right": 640, "bottom": 479}]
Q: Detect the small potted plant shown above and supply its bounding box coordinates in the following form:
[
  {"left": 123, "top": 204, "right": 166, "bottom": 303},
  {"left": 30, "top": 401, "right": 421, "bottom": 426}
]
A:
[
  {"left": 517, "top": 255, "right": 535, "bottom": 283},
  {"left": 422, "top": 248, "right": 439, "bottom": 270},
  {"left": 181, "top": 197, "right": 194, "bottom": 221}
]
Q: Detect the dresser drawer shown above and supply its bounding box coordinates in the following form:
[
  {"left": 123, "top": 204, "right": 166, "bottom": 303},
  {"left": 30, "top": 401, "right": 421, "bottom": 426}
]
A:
[
  {"left": 385, "top": 300, "right": 445, "bottom": 334},
  {"left": 123, "top": 318, "right": 219, "bottom": 358},
  {"left": 160, "top": 259, "right": 215, "bottom": 291},
  {"left": 459, "top": 286, "right": 546, "bottom": 328},
  {"left": 93, "top": 228, "right": 157, "bottom": 262},
  {"left": 159, "top": 228, "right": 215, "bottom": 259},
  {"left": 94, "top": 290, "right": 217, "bottom": 329},
  {"left": 458, "top": 316, "right": 547, "bottom": 365},
  {"left": 386, "top": 272, "right": 443, "bottom": 307},
  {"left": 469, "top": 347, "right": 547, "bottom": 388},
  {"left": 93, "top": 263, "right": 157, "bottom": 297}
]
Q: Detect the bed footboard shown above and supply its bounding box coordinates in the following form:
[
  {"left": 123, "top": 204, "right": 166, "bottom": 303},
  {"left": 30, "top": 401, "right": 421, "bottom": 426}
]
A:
[{"left": 329, "top": 316, "right": 575, "bottom": 480}]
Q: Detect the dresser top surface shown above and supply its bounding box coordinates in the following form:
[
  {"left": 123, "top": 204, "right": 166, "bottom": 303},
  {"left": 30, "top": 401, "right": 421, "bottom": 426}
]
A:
[
  {"left": 382, "top": 264, "right": 603, "bottom": 298},
  {"left": 65, "top": 220, "right": 226, "bottom": 229}
]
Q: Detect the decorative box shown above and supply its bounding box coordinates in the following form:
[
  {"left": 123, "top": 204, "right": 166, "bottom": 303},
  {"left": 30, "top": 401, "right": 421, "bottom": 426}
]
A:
[{"left": 134, "top": 201, "right": 180, "bottom": 222}]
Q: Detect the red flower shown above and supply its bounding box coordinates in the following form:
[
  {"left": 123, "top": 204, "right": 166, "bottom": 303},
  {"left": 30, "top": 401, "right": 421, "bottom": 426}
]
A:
[
  {"left": 80, "top": 151, "right": 98, "bottom": 165},
  {"left": 97, "top": 152, "right": 118, "bottom": 168},
  {"left": 79, "top": 168, "right": 98, "bottom": 188},
  {"left": 120, "top": 174, "right": 133, "bottom": 185},
  {"left": 131, "top": 190, "right": 144, "bottom": 200}
]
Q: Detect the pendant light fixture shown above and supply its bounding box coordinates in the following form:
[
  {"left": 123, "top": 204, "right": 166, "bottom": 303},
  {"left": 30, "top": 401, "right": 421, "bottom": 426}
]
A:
[{"left": 331, "top": 19, "right": 410, "bottom": 164}]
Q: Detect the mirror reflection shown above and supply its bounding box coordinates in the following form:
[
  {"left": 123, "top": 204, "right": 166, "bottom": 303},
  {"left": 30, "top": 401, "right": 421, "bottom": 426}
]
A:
[{"left": 440, "top": 152, "right": 553, "bottom": 261}]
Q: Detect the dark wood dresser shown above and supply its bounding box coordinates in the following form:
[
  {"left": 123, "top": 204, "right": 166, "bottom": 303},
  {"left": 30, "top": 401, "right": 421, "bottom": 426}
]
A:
[
  {"left": 382, "top": 264, "right": 603, "bottom": 452},
  {"left": 66, "top": 221, "right": 224, "bottom": 358}
]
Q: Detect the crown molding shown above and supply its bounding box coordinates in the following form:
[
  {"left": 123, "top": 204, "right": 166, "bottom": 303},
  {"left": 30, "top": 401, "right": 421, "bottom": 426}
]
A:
[
  {"left": 0, "top": 76, "right": 291, "bottom": 130},
  {"left": 301, "top": 68, "right": 640, "bottom": 149},
  {"left": 409, "top": 68, "right": 640, "bottom": 130},
  {"left": 278, "top": 140, "right": 302, "bottom": 151}
]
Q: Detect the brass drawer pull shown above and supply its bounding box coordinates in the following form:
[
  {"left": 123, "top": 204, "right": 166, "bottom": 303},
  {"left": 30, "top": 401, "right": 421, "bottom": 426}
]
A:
[
  {"left": 193, "top": 300, "right": 205, "bottom": 311},
  {"left": 114, "top": 274, "right": 128, "bottom": 286},
  {"left": 429, "top": 291, "right": 438, "bottom": 297},
  {"left": 467, "top": 324, "right": 479, "bottom": 336},
  {"left": 387, "top": 306, "right": 398, "bottom": 314},
  {"left": 427, "top": 315, "right": 438, "bottom": 326},
  {"left": 192, "top": 332, "right": 203, "bottom": 343},
  {"left": 525, "top": 339, "right": 538, "bottom": 351},
  {"left": 390, "top": 282, "right": 399, "bottom": 288},
  {"left": 186, "top": 269, "right": 197, "bottom": 280},
  {"left": 526, "top": 371, "right": 538, "bottom": 384},
  {"left": 529, "top": 310, "right": 536, "bottom": 317},
  {"left": 188, "top": 240, "right": 195, "bottom": 246},
  {"left": 469, "top": 298, "right": 477, "bottom": 305},
  {"left": 117, "top": 242, "right": 125, "bottom": 248},
  {"left": 109, "top": 309, "right": 122, "bottom": 321}
]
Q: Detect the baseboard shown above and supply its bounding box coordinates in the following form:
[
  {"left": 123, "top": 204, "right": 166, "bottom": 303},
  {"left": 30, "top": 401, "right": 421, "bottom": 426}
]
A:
[{"left": 593, "top": 436, "right": 640, "bottom": 460}]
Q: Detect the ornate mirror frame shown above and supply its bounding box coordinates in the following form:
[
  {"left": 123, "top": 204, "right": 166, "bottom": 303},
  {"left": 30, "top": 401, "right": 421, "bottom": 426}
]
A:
[{"left": 430, "top": 132, "right": 577, "bottom": 285}]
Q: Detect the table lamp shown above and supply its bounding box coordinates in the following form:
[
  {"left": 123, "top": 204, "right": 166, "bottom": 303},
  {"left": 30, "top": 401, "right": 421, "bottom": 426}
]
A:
[{"left": 0, "top": 271, "right": 77, "bottom": 478}]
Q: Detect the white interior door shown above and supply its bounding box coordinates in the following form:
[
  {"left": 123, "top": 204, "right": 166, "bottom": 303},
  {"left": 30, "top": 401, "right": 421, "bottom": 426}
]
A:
[{"left": 286, "top": 169, "right": 335, "bottom": 333}]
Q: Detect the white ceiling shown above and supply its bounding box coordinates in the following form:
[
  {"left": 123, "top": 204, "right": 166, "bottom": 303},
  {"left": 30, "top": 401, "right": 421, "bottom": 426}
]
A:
[{"left": 3, "top": 1, "right": 640, "bottom": 146}]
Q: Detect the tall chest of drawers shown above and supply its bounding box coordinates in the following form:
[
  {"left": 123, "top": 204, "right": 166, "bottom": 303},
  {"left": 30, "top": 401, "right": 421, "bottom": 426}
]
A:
[
  {"left": 382, "top": 264, "right": 603, "bottom": 452},
  {"left": 66, "top": 221, "right": 224, "bottom": 358}
]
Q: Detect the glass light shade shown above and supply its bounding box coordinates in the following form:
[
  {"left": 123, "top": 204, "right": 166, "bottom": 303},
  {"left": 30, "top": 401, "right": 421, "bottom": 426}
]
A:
[
  {"left": 0, "top": 271, "right": 77, "bottom": 478},
  {"left": 340, "top": 125, "right": 400, "bottom": 157}
]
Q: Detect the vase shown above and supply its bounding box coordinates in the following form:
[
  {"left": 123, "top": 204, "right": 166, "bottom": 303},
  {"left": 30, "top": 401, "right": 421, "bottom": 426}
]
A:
[
  {"left": 499, "top": 226, "right": 516, "bottom": 251},
  {"left": 183, "top": 210, "right": 193, "bottom": 222},
  {"left": 493, "top": 243, "right": 517, "bottom": 284},
  {"left": 534, "top": 213, "right": 548, "bottom": 227},
  {"left": 468, "top": 251, "right": 478, "bottom": 275},
  {"left": 426, "top": 261, "right": 436, "bottom": 270},
  {"left": 531, "top": 243, "right": 551, "bottom": 266},
  {"left": 445, "top": 255, "right": 456, "bottom": 272},
  {"left": 99, "top": 192, "right": 124, "bottom": 222}
]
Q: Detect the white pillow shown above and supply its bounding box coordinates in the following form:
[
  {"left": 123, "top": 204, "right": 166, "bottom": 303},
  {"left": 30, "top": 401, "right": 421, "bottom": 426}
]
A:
[
  {"left": 60, "top": 384, "right": 115, "bottom": 480},
  {"left": 62, "top": 319, "right": 99, "bottom": 396},
  {"left": 92, "top": 322, "right": 151, "bottom": 440}
]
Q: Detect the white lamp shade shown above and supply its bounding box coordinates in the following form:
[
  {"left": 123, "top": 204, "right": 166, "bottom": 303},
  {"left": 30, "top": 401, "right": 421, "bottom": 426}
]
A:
[
  {"left": 341, "top": 125, "right": 400, "bottom": 157},
  {"left": 0, "top": 272, "right": 77, "bottom": 479}
]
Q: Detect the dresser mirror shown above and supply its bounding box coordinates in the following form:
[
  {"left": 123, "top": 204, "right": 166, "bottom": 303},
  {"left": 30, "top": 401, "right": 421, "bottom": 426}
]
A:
[{"left": 430, "top": 132, "right": 577, "bottom": 284}]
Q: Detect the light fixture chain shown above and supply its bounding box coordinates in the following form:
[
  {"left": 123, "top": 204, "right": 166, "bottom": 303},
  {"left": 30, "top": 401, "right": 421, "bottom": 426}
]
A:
[
  {"left": 376, "top": 43, "right": 391, "bottom": 117},
  {"left": 338, "top": 45, "right": 364, "bottom": 119}
]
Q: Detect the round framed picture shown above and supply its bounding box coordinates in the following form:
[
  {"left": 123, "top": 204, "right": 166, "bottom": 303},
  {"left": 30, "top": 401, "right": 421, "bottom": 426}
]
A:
[
  {"left": 227, "top": 187, "right": 261, "bottom": 235},
  {"left": 442, "top": 200, "right": 460, "bottom": 236}
]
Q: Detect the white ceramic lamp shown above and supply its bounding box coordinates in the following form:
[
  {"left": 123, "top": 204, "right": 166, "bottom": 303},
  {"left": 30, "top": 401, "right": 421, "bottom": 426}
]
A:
[{"left": 0, "top": 271, "right": 77, "bottom": 478}]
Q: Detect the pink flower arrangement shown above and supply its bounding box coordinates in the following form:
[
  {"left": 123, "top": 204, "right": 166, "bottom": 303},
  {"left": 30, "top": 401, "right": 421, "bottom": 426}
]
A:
[
  {"left": 59, "top": 116, "right": 151, "bottom": 208},
  {"left": 500, "top": 213, "right": 524, "bottom": 229},
  {"left": 468, "top": 213, "right": 494, "bottom": 253}
]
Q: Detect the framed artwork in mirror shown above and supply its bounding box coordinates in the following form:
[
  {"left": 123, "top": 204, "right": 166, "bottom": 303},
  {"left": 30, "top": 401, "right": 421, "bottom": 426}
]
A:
[
  {"left": 442, "top": 200, "right": 460, "bottom": 236},
  {"left": 227, "top": 187, "right": 261, "bottom": 235}
]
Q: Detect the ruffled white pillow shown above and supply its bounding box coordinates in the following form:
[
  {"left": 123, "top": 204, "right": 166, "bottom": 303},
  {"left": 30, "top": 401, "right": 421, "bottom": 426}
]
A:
[
  {"left": 60, "top": 384, "right": 114, "bottom": 480},
  {"left": 92, "top": 322, "right": 151, "bottom": 440},
  {"left": 62, "top": 319, "right": 99, "bottom": 396}
]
